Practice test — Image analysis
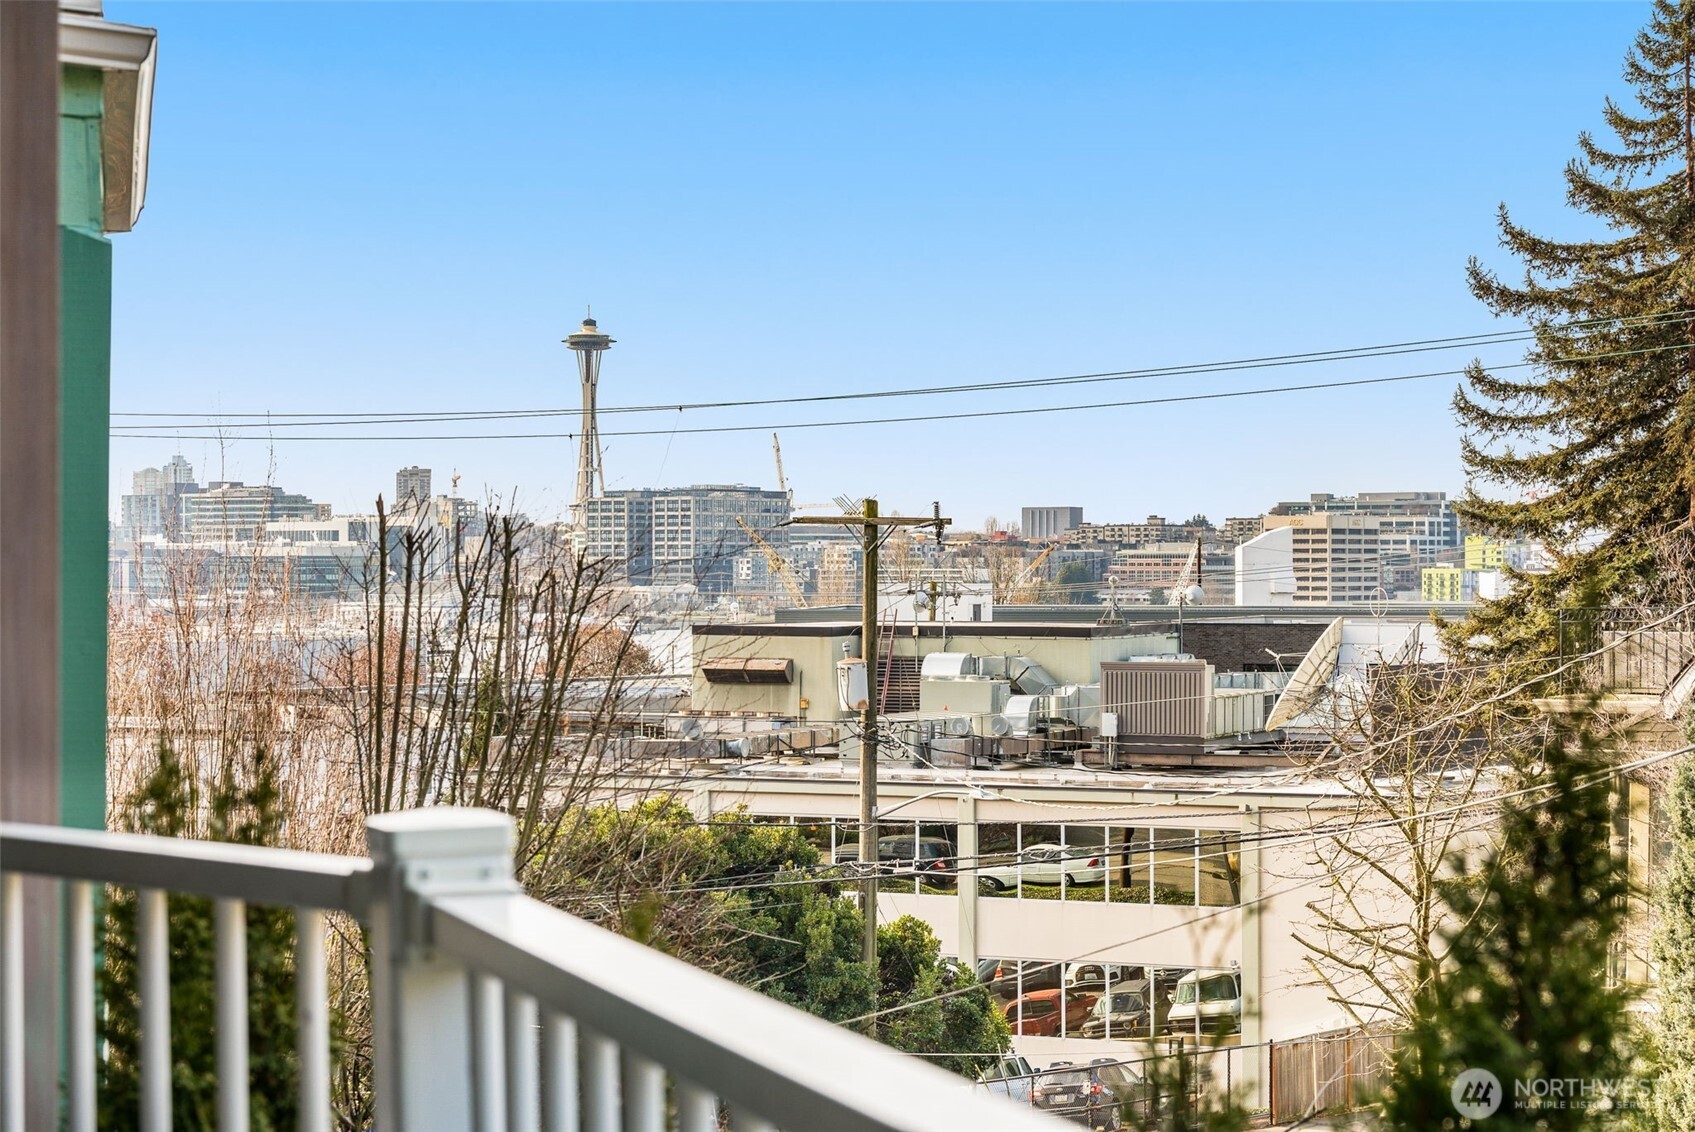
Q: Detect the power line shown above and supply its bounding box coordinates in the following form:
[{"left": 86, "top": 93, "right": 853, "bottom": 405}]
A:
[
  {"left": 113, "top": 338, "right": 1694, "bottom": 443},
  {"left": 112, "top": 309, "right": 1695, "bottom": 425}
]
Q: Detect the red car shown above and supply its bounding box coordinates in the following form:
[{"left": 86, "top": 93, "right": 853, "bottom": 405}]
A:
[{"left": 1003, "top": 989, "right": 1098, "bottom": 1036}]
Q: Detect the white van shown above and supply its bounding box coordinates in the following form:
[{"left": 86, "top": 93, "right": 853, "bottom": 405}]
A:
[{"left": 1164, "top": 971, "right": 1240, "bottom": 1035}]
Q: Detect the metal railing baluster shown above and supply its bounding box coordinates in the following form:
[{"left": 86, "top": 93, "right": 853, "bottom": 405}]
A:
[
  {"left": 472, "top": 972, "right": 508, "bottom": 1132},
  {"left": 295, "top": 907, "right": 331, "bottom": 1132},
  {"left": 620, "top": 1052, "right": 663, "bottom": 1132},
  {"left": 506, "top": 988, "right": 541, "bottom": 1132},
  {"left": 674, "top": 1080, "right": 717, "bottom": 1132},
  {"left": 137, "top": 886, "right": 170, "bottom": 1132},
  {"left": 540, "top": 1011, "right": 580, "bottom": 1132},
  {"left": 3, "top": 813, "right": 1074, "bottom": 1132},
  {"left": 2, "top": 873, "right": 23, "bottom": 1132},
  {"left": 579, "top": 1027, "right": 620, "bottom": 1132},
  {"left": 214, "top": 897, "right": 250, "bottom": 1132},
  {"left": 67, "top": 880, "right": 96, "bottom": 1132}
]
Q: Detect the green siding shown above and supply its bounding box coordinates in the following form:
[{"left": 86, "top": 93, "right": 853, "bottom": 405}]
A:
[
  {"left": 59, "top": 66, "right": 104, "bottom": 235},
  {"left": 60, "top": 64, "right": 112, "bottom": 832},
  {"left": 61, "top": 228, "right": 112, "bottom": 831}
]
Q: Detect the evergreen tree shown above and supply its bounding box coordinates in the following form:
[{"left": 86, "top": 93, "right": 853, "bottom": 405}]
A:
[
  {"left": 1649, "top": 747, "right": 1695, "bottom": 1130},
  {"left": 1455, "top": 0, "right": 1695, "bottom": 660},
  {"left": 1381, "top": 733, "right": 1634, "bottom": 1131},
  {"left": 98, "top": 743, "right": 306, "bottom": 1131},
  {"left": 873, "top": 916, "right": 1010, "bottom": 1077}
]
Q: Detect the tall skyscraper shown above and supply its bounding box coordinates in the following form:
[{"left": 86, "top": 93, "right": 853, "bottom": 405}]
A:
[
  {"left": 396, "top": 466, "right": 432, "bottom": 509},
  {"left": 120, "top": 455, "right": 201, "bottom": 541}
]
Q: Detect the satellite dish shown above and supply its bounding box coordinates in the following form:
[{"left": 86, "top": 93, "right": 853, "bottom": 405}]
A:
[
  {"left": 913, "top": 589, "right": 933, "bottom": 610},
  {"left": 990, "top": 715, "right": 1012, "bottom": 737},
  {"left": 680, "top": 718, "right": 704, "bottom": 740}
]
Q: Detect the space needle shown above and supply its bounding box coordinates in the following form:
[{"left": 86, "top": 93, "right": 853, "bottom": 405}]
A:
[{"left": 565, "top": 314, "right": 614, "bottom": 527}]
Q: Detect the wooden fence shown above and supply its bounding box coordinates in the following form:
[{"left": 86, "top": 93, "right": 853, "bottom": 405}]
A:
[{"left": 1268, "top": 1027, "right": 1401, "bottom": 1124}]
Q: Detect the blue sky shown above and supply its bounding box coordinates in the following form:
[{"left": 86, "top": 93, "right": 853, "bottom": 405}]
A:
[{"left": 106, "top": 1, "right": 1649, "bottom": 528}]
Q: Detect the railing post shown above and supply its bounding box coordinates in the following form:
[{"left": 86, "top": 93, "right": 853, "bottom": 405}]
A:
[{"left": 366, "top": 808, "right": 520, "bottom": 1132}]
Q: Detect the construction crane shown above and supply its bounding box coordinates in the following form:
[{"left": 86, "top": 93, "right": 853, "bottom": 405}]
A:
[
  {"left": 1008, "top": 542, "right": 1057, "bottom": 603},
  {"left": 1171, "top": 534, "right": 1206, "bottom": 604},
  {"left": 736, "top": 516, "right": 809, "bottom": 608},
  {"left": 769, "top": 432, "right": 830, "bottom": 511}
]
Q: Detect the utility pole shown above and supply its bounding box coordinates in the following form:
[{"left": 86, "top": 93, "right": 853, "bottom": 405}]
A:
[
  {"left": 858, "top": 499, "right": 880, "bottom": 982},
  {"left": 792, "top": 500, "right": 951, "bottom": 998}
]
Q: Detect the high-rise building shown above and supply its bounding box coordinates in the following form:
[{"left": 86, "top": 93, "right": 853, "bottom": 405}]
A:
[
  {"left": 119, "top": 455, "right": 202, "bottom": 541},
  {"left": 1260, "top": 513, "right": 1383, "bottom": 603},
  {"left": 581, "top": 485, "right": 790, "bottom": 592},
  {"left": 395, "top": 466, "right": 432, "bottom": 510},
  {"left": 1021, "top": 507, "right": 1083, "bottom": 540},
  {"left": 1267, "top": 491, "right": 1456, "bottom": 566}
]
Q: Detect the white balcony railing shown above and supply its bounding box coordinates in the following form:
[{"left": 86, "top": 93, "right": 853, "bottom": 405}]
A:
[{"left": 0, "top": 808, "right": 1068, "bottom": 1132}]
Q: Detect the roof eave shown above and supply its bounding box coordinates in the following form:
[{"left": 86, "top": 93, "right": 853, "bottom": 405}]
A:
[{"left": 59, "top": 11, "right": 157, "bottom": 232}]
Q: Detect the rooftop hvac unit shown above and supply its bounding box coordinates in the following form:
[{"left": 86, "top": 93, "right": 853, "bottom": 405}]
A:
[
  {"left": 920, "top": 652, "right": 978, "bottom": 678},
  {"left": 976, "top": 655, "right": 1059, "bottom": 695},
  {"left": 918, "top": 675, "right": 1010, "bottom": 716},
  {"left": 1002, "top": 694, "right": 1042, "bottom": 737},
  {"left": 1099, "top": 660, "right": 1210, "bottom": 739}
]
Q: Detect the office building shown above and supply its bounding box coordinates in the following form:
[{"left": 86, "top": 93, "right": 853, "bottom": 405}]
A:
[
  {"left": 582, "top": 485, "right": 790, "bottom": 592},
  {"left": 1267, "top": 491, "right": 1456, "bottom": 565},
  {"left": 1245, "top": 513, "right": 1383, "bottom": 604},
  {"left": 1021, "top": 507, "right": 1084, "bottom": 540},
  {"left": 180, "top": 481, "right": 322, "bottom": 542}
]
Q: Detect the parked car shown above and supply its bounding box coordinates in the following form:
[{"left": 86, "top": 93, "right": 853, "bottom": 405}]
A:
[
  {"left": 976, "top": 843, "right": 1106, "bottom": 891},
  {"left": 975, "top": 1054, "right": 1037, "bottom": 1106},
  {"left": 832, "top": 835, "right": 955, "bottom": 881},
  {"left": 1088, "top": 1057, "right": 1149, "bottom": 1099},
  {"left": 1032, "top": 1066, "right": 1121, "bottom": 1129},
  {"left": 1080, "top": 985, "right": 1151, "bottom": 1039},
  {"left": 1004, "top": 988, "right": 1098, "bottom": 1036},
  {"left": 979, "top": 958, "right": 1065, "bottom": 999},
  {"left": 1065, "top": 962, "right": 1144, "bottom": 990},
  {"left": 1164, "top": 971, "right": 1241, "bottom": 1035}
]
